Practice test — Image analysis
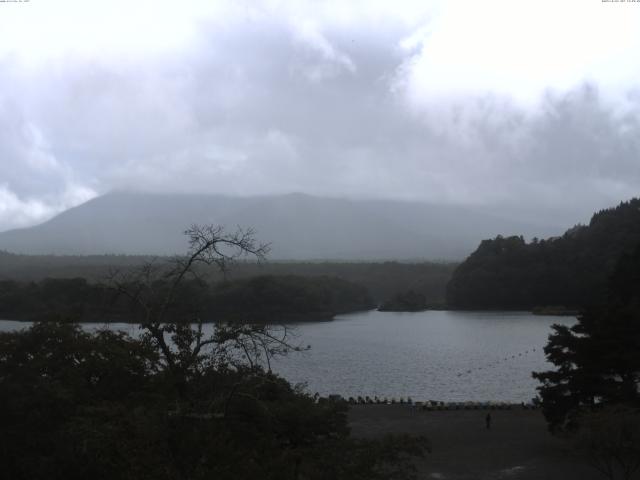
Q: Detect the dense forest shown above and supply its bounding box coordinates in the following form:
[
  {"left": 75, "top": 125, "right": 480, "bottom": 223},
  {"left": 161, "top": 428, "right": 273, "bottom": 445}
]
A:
[
  {"left": 0, "top": 252, "right": 456, "bottom": 305},
  {"left": 0, "top": 275, "right": 374, "bottom": 323},
  {"left": 447, "top": 199, "right": 640, "bottom": 310}
]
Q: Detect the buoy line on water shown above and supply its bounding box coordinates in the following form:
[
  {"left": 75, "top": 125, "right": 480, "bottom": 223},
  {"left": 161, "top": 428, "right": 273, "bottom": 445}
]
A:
[{"left": 454, "top": 347, "right": 538, "bottom": 378}]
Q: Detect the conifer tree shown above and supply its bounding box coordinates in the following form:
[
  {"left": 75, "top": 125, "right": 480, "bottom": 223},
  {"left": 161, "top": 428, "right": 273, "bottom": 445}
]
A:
[{"left": 533, "top": 244, "right": 640, "bottom": 431}]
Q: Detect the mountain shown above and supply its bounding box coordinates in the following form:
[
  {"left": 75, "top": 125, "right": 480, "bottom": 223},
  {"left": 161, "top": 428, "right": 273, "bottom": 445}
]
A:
[
  {"left": 0, "top": 192, "right": 561, "bottom": 260},
  {"left": 446, "top": 198, "right": 640, "bottom": 309}
]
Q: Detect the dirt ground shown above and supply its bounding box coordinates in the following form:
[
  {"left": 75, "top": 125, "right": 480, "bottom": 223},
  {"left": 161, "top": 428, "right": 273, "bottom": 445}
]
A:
[{"left": 348, "top": 405, "right": 602, "bottom": 480}]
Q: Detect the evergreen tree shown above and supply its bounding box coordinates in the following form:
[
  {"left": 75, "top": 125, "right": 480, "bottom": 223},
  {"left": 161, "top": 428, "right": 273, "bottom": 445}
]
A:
[
  {"left": 448, "top": 198, "right": 640, "bottom": 310},
  {"left": 533, "top": 244, "right": 640, "bottom": 431}
]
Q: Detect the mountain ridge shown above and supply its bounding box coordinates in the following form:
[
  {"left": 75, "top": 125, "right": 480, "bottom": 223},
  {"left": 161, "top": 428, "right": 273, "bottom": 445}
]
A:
[{"left": 0, "top": 191, "right": 562, "bottom": 260}]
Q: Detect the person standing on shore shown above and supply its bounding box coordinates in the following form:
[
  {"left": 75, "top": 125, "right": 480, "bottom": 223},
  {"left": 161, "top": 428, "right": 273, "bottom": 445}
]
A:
[{"left": 485, "top": 413, "right": 492, "bottom": 430}]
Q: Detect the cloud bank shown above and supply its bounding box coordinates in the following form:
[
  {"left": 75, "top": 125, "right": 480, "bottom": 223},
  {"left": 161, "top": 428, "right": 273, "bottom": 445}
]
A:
[{"left": 0, "top": 0, "right": 639, "bottom": 231}]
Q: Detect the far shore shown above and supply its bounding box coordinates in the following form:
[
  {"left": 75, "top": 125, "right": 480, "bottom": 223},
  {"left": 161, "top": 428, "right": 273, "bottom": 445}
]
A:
[
  {"left": 0, "top": 306, "right": 579, "bottom": 325},
  {"left": 0, "top": 310, "right": 348, "bottom": 325}
]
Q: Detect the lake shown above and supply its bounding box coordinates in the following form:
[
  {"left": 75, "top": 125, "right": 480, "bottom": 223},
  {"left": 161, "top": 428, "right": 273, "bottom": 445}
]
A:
[{"left": 0, "top": 310, "right": 574, "bottom": 402}]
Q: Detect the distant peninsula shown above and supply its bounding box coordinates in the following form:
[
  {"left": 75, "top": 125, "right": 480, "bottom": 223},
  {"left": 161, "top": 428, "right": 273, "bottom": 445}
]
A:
[{"left": 378, "top": 290, "right": 429, "bottom": 312}]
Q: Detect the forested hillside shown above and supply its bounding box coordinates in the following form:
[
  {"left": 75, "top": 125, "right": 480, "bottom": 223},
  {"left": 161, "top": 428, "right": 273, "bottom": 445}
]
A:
[{"left": 447, "top": 199, "right": 640, "bottom": 310}]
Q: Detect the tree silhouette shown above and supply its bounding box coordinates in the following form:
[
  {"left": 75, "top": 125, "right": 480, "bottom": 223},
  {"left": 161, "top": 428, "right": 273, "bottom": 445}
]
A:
[
  {"left": 107, "top": 224, "right": 305, "bottom": 396},
  {"left": 533, "top": 243, "right": 640, "bottom": 432}
]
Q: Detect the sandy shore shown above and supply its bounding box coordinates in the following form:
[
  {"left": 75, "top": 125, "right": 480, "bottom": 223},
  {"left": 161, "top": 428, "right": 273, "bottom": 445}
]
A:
[{"left": 348, "top": 405, "right": 601, "bottom": 480}]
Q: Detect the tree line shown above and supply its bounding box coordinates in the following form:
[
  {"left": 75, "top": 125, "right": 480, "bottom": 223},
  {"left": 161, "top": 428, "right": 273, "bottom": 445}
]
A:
[
  {"left": 0, "top": 250, "right": 456, "bottom": 305},
  {"left": 0, "top": 274, "right": 374, "bottom": 323},
  {"left": 447, "top": 198, "right": 640, "bottom": 310}
]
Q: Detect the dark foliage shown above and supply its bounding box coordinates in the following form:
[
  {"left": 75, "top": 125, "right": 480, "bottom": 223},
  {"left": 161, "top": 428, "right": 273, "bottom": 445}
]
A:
[
  {"left": 447, "top": 198, "right": 640, "bottom": 310},
  {"left": 533, "top": 243, "right": 640, "bottom": 432},
  {"left": 0, "top": 274, "right": 373, "bottom": 323},
  {"left": 575, "top": 406, "right": 640, "bottom": 480},
  {"left": 210, "top": 275, "right": 374, "bottom": 322},
  {"left": 0, "top": 322, "right": 429, "bottom": 480}
]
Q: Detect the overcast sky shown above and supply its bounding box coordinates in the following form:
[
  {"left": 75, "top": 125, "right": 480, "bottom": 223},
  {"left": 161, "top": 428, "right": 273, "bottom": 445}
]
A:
[{"left": 0, "top": 0, "right": 639, "bottom": 232}]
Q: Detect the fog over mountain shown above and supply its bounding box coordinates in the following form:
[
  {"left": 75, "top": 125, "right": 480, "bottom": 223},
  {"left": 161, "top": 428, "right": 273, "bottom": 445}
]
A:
[
  {"left": 1, "top": 1, "right": 639, "bottom": 233},
  {"left": 0, "top": 192, "right": 561, "bottom": 260}
]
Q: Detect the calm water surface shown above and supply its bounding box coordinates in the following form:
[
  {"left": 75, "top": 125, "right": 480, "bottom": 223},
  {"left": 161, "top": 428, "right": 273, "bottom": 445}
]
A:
[
  {"left": 272, "top": 310, "right": 574, "bottom": 402},
  {"left": 0, "top": 310, "right": 574, "bottom": 402}
]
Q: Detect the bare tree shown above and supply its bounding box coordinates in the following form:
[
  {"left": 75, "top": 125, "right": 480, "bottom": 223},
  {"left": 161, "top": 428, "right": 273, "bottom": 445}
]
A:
[{"left": 107, "top": 224, "right": 302, "bottom": 398}]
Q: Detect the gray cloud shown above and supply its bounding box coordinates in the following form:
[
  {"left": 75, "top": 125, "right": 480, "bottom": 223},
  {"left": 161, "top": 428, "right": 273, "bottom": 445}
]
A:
[{"left": 0, "top": 3, "right": 639, "bottom": 231}]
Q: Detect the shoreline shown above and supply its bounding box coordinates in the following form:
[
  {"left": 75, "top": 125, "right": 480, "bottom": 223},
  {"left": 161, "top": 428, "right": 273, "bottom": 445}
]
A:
[{"left": 0, "top": 305, "right": 580, "bottom": 324}]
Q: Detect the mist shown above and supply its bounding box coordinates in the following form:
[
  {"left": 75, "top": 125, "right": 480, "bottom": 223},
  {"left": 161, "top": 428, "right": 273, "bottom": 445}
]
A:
[{"left": 1, "top": 0, "right": 639, "bottom": 232}]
